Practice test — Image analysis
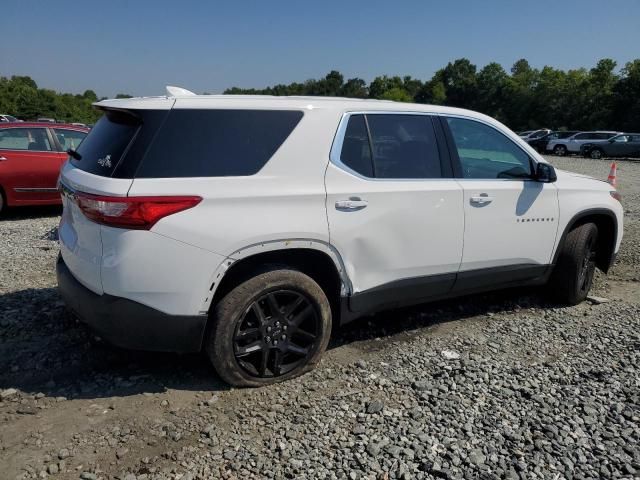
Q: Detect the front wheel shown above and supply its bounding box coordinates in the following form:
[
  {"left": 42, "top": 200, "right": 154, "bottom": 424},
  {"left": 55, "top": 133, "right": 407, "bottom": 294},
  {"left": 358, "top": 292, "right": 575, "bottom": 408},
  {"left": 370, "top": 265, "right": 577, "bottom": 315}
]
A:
[
  {"left": 590, "top": 148, "right": 603, "bottom": 160},
  {"left": 206, "top": 268, "right": 332, "bottom": 387},
  {"left": 553, "top": 145, "right": 567, "bottom": 156},
  {"left": 549, "top": 223, "right": 599, "bottom": 305}
]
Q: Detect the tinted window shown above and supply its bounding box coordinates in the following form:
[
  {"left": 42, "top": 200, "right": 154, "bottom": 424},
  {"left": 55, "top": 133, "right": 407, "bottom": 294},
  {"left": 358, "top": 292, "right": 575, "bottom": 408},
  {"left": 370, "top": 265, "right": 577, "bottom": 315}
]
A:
[
  {"left": 366, "top": 115, "right": 441, "bottom": 178},
  {"left": 72, "top": 111, "right": 140, "bottom": 176},
  {"left": 573, "top": 133, "right": 590, "bottom": 140},
  {"left": 596, "top": 133, "right": 615, "bottom": 140},
  {"left": 136, "top": 110, "right": 303, "bottom": 178},
  {"left": 558, "top": 131, "right": 576, "bottom": 139},
  {"left": 612, "top": 135, "right": 629, "bottom": 143},
  {"left": 0, "top": 128, "right": 52, "bottom": 151},
  {"left": 340, "top": 115, "right": 373, "bottom": 177},
  {"left": 446, "top": 117, "right": 532, "bottom": 179},
  {"left": 54, "top": 128, "right": 87, "bottom": 150}
]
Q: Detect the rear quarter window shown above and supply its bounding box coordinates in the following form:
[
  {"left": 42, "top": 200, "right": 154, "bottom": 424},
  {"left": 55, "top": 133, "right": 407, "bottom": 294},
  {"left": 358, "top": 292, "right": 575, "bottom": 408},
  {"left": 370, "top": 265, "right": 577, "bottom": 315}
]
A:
[
  {"left": 135, "top": 109, "right": 304, "bottom": 178},
  {"left": 72, "top": 111, "right": 140, "bottom": 176}
]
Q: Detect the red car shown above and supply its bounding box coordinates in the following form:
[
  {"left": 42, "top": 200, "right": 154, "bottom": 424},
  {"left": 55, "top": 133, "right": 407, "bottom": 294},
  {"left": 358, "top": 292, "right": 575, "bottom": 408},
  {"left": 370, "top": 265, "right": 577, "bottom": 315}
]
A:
[{"left": 0, "top": 122, "right": 89, "bottom": 213}]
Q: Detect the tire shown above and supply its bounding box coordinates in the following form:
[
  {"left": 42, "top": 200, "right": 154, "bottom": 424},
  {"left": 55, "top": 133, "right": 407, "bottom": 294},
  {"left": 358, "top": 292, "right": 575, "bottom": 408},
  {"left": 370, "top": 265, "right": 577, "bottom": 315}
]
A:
[
  {"left": 590, "top": 148, "right": 603, "bottom": 160},
  {"left": 549, "top": 223, "right": 598, "bottom": 305},
  {"left": 206, "top": 267, "right": 332, "bottom": 387},
  {"left": 0, "top": 187, "right": 5, "bottom": 215},
  {"left": 553, "top": 145, "right": 567, "bottom": 156}
]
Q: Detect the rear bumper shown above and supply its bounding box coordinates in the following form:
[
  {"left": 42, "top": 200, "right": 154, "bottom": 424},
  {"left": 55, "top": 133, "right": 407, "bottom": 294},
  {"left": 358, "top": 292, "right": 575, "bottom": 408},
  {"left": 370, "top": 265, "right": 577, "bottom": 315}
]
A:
[{"left": 56, "top": 255, "right": 207, "bottom": 353}]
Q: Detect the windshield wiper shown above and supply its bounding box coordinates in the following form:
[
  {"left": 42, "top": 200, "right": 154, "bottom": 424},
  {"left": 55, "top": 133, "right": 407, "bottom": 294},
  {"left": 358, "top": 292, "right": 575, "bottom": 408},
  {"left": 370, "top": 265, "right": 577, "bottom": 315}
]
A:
[{"left": 67, "top": 148, "right": 82, "bottom": 160}]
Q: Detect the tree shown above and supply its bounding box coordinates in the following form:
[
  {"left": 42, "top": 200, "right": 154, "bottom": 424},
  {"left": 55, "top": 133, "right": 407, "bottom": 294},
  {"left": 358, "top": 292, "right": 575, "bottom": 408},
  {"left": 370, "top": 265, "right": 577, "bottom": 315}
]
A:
[
  {"left": 82, "top": 89, "right": 98, "bottom": 102},
  {"left": 612, "top": 59, "right": 640, "bottom": 131},
  {"left": 439, "top": 58, "right": 478, "bottom": 107},
  {"left": 340, "top": 78, "right": 368, "bottom": 98},
  {"left": 380, "top": 87, "right": 412, "bottom": 102},
  {"left": 474, "top": 63, "right": 508, "bottom": 120}
]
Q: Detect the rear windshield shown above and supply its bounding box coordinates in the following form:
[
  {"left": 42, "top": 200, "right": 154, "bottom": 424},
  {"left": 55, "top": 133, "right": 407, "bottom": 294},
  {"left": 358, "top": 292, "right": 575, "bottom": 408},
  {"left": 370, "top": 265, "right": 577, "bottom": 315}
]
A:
[
  {"left": 71, "top": 110, "right": 140, "bottom": 176},
  {"left": 135, "top": 109, "right": 303, "bottom": 178}
]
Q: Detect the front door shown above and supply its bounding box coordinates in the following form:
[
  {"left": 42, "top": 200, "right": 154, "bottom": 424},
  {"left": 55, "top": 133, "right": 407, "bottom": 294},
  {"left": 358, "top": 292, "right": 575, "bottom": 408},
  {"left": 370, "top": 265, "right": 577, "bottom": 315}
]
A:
[
  {"left": 0, "top": 127, "right": 62, "bottom": 204},
  {"left": 442, "top": 116, "right": 559, "bottom": 291},
  {"left": 325, "top": 113, "right": 464, "bottom": 313}
]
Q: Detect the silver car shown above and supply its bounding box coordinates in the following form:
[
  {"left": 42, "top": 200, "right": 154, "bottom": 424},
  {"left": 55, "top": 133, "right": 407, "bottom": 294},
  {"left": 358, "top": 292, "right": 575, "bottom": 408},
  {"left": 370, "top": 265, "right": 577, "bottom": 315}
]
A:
[{"left": 547, "top": 131, "right": 621, "bottom": 156}]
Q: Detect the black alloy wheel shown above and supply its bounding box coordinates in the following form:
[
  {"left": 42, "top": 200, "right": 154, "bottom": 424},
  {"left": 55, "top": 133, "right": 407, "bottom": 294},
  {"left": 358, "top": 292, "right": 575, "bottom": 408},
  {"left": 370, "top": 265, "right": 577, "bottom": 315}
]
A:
[
  {"left": 590, "top": 148, "right": 603, "bottom": 160},
  {"left": 206, "top": 268, "right": 332, "bottom": 387},
  {"left": 549, "top": 222, "right": 599, "bottom": 305},
  {"left": 577, "top": 232, "right": 598, "bottom": 296},
  {"left": 233, "top": 290, "right": 320, "bottom": 378}
]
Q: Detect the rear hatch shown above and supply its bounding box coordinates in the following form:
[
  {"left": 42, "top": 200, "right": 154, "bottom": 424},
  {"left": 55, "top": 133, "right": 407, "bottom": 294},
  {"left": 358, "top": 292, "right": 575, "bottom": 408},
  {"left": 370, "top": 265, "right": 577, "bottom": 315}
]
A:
[{"left": 58, "top": 101, "right": 173, "bottom": 294}]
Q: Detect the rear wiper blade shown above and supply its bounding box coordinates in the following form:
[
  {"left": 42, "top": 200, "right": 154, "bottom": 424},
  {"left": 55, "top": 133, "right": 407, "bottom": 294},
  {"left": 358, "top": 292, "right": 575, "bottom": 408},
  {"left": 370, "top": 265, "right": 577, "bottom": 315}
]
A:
[{"left": 67, "top": 148, "right": 81, "bottom": 160}]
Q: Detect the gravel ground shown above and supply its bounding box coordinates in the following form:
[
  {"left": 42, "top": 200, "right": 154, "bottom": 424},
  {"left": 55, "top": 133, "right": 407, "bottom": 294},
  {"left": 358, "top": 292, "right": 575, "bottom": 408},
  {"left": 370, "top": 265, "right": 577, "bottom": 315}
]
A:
[{"left": 0, "top": 156, "right": 638, "bottom": 480}]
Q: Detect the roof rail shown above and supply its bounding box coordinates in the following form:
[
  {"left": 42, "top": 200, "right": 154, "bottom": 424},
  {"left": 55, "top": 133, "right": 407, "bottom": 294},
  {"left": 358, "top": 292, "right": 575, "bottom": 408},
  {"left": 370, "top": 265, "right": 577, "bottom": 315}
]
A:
[{"left": 166, "top": 85, "right": 196, "bottom": 97}]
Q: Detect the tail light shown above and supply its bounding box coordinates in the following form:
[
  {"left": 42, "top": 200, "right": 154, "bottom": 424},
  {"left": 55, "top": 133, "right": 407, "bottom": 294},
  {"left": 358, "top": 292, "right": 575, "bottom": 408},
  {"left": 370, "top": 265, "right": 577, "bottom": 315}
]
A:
[{"left": 74, "top": 192, "right": 201, "bottom": 230}]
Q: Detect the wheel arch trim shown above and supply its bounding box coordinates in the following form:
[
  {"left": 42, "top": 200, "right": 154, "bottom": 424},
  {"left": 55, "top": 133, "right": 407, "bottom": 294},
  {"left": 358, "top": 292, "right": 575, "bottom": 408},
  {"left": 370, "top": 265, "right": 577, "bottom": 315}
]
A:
[
  {"left": 552, "top": 208, "right": 619, "bottom": 272},
  {"left": 200, "top": 238, "right": 353, "bottom": 313}
]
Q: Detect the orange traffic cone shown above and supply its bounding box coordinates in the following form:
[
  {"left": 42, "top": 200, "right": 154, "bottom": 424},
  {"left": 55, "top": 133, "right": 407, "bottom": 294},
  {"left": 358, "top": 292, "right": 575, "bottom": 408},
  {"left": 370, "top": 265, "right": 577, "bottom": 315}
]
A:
[{"left": 607, "top": 161, "right": 617, "bottom": 187}]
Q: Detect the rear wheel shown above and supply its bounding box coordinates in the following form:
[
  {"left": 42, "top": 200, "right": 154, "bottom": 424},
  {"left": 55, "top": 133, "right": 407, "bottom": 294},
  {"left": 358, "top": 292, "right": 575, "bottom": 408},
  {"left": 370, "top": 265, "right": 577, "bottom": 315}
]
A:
[
  {"left": 553, "top": 145, "right": 567, "bottom": 156},
  {"left": 206, "top": 268, "right": 332, "bottom": 387},
  {"left": 549, "top": 223, "right": 599, "bottom": 305},
  {"left": 590, "top": 148, "right": 603, "bottom": 160},
  {"left": 0, "top": 187, "right": 5, "bottom": 215}
]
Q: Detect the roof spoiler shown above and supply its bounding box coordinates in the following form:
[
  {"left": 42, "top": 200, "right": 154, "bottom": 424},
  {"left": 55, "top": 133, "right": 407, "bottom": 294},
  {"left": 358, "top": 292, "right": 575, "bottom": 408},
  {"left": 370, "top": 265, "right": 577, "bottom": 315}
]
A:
[{"left": 166, "top": 85, "right": 196, "bottom": 97}]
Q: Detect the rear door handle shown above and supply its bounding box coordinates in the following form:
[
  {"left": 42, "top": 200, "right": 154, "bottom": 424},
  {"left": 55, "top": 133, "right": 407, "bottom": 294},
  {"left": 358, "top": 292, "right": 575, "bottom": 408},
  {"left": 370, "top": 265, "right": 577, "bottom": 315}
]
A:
[
  {"left": 335, "top": 198, "right": 368, "bottom": 211},
  {"left": 470, "top": 194, "right": 493, "bottom": 206}
]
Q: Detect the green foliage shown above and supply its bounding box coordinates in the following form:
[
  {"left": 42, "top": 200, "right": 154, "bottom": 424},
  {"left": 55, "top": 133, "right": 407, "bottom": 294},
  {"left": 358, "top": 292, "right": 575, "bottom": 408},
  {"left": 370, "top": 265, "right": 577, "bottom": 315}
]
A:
[
  {"left": 2, "top": 58, "right": 639, "bottom": 131},
  {"left": 224, "top": 58, "right": 640, "bottom": 130},
  {"left": 0, "top": 75, "right": 107, "bottom": 123}
]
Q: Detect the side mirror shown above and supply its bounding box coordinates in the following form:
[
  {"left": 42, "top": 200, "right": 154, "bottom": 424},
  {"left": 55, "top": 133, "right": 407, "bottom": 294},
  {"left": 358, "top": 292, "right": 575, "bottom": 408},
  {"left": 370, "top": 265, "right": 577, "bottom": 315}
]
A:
[{"left": 536, "top": 163, "right": 557, "bottom": 183}]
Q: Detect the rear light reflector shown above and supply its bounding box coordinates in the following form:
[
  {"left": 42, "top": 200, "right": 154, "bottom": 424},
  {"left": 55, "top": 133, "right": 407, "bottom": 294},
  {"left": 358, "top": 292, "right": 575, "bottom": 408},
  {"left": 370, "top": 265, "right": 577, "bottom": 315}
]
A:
[{"left": 74, "top": 192, "right": 201, "bottom": 230}]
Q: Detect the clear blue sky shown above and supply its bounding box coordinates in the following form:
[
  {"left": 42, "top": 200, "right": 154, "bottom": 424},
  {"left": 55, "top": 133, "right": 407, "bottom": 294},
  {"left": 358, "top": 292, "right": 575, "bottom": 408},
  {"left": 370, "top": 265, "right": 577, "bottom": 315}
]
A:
[{"left": 2, "top": 0, "right": 639, "bottom": 97}]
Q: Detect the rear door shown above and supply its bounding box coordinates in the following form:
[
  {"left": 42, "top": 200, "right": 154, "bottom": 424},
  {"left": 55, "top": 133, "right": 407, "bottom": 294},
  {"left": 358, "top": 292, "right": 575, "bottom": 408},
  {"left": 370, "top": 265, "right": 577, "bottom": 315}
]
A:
[
  {"left": 629, "top": 135, "right": 640, "bottom": 157},
  {"left": 325, "top": 112, "right": 464, "bottom": 312},
  {"left": 442, "top": 116, "right": 559, "bottom": 291},
  {"left": 568, "top": 132, "right": 593, "bottom": 152},
  {"left": 0, "top": 126, "right": 62, "bottom": 204}
]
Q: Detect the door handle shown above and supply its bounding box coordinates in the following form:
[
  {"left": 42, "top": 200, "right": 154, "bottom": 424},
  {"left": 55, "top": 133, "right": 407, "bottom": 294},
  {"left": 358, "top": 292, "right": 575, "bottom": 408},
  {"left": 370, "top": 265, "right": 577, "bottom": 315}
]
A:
[
  {"left": 335, "top": 198, "right": 368, "bottom": 211},
  {"left": 470, "top": 194, "right": 493, "bottom": 206},
  {"left": 0, "top": 156, "right": 7, "bottom": 161}
]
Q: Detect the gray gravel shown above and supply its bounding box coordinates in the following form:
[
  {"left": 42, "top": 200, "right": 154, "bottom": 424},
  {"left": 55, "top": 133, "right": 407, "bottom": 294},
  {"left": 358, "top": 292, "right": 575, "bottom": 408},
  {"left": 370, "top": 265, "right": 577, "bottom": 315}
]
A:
[{"left": 1, "top": 157, "right": 639, "bottom": 479}]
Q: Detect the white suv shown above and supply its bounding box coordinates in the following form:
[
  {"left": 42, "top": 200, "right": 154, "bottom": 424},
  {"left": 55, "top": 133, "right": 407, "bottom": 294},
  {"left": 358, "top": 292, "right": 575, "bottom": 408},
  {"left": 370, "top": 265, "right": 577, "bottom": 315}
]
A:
[{"left": 57, "top": 89, "right": 623, "bottom": 386}]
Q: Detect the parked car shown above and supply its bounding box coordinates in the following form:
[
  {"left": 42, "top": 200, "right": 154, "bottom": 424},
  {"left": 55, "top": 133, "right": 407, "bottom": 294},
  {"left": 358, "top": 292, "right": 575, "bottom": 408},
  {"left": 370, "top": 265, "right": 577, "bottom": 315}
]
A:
[
  {"left": 36, "top": 117, "right": 56, "bottom": 123},
  {"left": 56, "top": 89, "right": 623, "bottom": 386},
  {"left": 0, "top": 122, "right": 89, "bottom": 213},
  {"left": 581, "top": 133, "right": 640, "bottom": 159},
  {"left": 521, "top": 129, "right": 551, "bottom": 141},
  {"left": 0, "top": 114, "right": 20, "bottom": 123},
  {"left": 547, "top": 131, "right": 621, "bottom": 156},
  {"left": 526, "top": 130, "right": 579, "bottom": 153},
  {"left": 518, "top": 130, "right": 534, "bottom": 137}
]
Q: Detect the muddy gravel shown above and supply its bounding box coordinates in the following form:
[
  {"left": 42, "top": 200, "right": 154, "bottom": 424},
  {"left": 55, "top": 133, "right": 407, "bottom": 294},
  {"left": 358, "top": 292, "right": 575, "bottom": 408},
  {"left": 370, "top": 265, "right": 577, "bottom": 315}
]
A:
[{"left": 0, "top": 157, "right": 638, "bottom": 480}]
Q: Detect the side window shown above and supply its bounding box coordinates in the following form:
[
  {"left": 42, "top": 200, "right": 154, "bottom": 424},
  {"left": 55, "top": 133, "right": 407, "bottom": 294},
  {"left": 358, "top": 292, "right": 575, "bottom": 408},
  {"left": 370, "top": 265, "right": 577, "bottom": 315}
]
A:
[
  {"left": 573, "top": 133, "right": 589, "bottom": 140},
  {"left": 340, "top": 115, "right": 373, "bottom": 177},
  {"left": 137, "top": 110, "right": 303, "bottom": 178},
  {"left": 367, "top": 115, "right": 441, "bottom": 179},
  {"left": 54, "top": 129, "right": 87, "bottom": 150},
  {"left": 0, "top": 128, "right": 52, "bottom": 151},
  {"left": 446, "top": 117, "right": 533, "bottom": 180},
  {"left": 612, "top": 135, "right": 629, "bottom": 143}
]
